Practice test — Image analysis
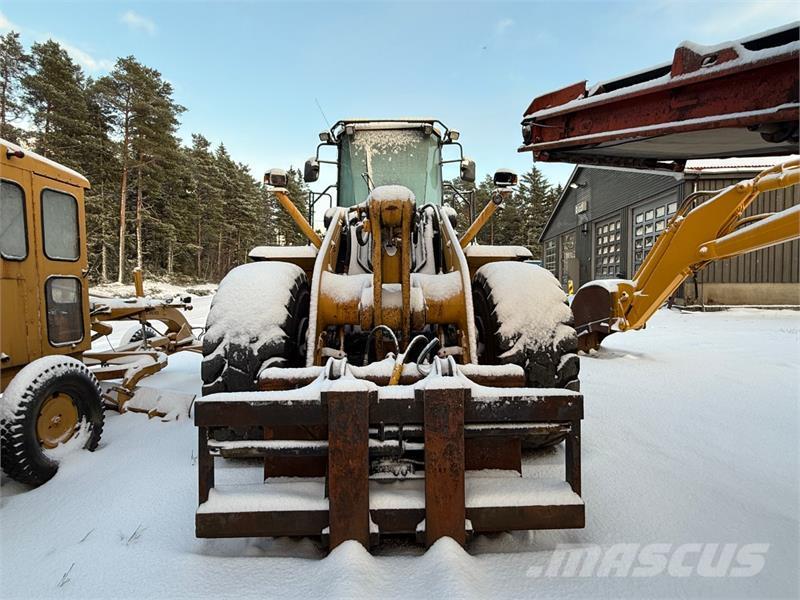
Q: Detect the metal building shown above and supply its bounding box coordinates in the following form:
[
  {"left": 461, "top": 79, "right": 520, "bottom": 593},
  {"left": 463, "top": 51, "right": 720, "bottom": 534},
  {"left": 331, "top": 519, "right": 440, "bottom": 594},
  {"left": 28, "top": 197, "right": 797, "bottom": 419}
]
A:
[{"left": 539, "top": 157, "right": 800, "bottom": 305}]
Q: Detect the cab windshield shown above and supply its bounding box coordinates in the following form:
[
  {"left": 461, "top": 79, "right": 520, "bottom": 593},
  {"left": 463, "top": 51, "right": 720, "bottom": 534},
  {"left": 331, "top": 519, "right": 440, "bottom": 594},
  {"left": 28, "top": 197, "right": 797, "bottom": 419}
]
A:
[{"left": 338, "top": 126, "right": 442, "bottom": 207}]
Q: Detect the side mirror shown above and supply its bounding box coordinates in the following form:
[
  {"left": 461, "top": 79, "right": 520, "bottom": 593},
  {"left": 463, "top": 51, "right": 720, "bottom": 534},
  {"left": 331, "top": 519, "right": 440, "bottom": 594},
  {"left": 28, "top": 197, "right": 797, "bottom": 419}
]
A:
[
  {"left": 265, "top": 168, "right": 288, "bottom": 188},
  {"left": 460, "top": 158, "right": 476, "bottom": 183},
  {"left": 493, "top": 168, "right": 518, "bottom": 188},
  {"left": 304, "top": 158, "right": 320, "bottom": 183}
]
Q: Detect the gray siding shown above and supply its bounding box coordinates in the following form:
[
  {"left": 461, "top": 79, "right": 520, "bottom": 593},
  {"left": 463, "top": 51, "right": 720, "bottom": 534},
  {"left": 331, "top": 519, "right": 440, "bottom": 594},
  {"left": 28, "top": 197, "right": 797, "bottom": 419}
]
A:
[
  {"left": 692, "top": 175, "right": 799, "bottom": 284},
  {"left": 541, "top": 165, "right": 798, "bottom": 290},
  {"left": 543, "top": 168, "right": 681, "bottom": 240}
]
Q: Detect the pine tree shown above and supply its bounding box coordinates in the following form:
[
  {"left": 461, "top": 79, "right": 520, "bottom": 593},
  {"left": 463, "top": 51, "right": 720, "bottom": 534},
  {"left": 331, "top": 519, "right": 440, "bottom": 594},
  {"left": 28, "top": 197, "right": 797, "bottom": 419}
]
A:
[
  {"left": 512, "top": 166, "right": 554, "bottom": 258},
  {"left": 0, "top": 31, "right": 31, "bottom": 143},
  {"left": 82, "top": 78, "right": 118, "bottom": 281},
  {"left": 23, "top": 40, "right": 91, "bottom": 168},
  {"left": 95, "top": 57, "right": 183, "bottom": 282},
  {"left": 187, "top": 134, "right": 223, "bottom": 278}
]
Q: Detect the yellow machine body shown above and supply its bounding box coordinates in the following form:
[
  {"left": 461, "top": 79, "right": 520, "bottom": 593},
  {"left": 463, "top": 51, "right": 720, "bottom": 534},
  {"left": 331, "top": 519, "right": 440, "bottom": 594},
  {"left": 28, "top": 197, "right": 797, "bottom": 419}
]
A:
[
  {"left": 1, "top": 139, "right": 200, "bottom": 412},
  {"left": 1, "top": 140, "right": 93, "bottom": 390},
  {"left": 572, "top": 159, "right": 800, "bottom": 351}
]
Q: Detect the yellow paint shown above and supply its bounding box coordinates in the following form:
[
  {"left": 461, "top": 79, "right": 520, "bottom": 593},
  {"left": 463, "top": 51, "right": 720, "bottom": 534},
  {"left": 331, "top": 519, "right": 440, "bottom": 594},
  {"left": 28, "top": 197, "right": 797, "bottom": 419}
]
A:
[
  {"left": 460, "top": 197, "right": 501, "bottom": 248},
  {"left": 1, "top": 140, "right": 92, "bottom": 391},
  {"left": 273, "top": 190, "right": 322, "bottom": 248},
  {"left": 36, "top": 392, "right": 79, "bottom": 449},
  {"left": 606, "top": 159, "right": 800, "bottom": 332}
]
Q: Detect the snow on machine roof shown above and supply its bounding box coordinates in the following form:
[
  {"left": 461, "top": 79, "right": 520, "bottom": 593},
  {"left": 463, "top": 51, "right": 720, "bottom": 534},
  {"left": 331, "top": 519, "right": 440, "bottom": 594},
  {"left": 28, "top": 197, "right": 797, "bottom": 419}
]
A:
[{"left": 519, "top": 23, "right": 800, "bottom": 171}]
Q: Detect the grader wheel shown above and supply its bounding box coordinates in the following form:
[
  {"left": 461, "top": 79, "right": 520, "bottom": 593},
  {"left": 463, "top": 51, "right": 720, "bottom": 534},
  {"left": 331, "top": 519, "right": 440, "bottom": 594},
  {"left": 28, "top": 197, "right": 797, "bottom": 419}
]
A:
[
  {"left": 35, "top": 392, "right": 80, "bottom": 449},
  {"left": 0, "top": 356, "right": 104, "bottom": 487}
]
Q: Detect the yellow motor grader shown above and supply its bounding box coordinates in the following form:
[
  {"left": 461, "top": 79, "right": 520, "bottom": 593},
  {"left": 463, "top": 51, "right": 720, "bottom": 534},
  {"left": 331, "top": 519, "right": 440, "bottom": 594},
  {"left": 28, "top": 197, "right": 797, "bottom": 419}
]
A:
[
  {"left": 195, "top": 119, "right": 584, "bottom": 549},
  {"left": 1, "top": 139, "right": 200, "bottom": 486}
]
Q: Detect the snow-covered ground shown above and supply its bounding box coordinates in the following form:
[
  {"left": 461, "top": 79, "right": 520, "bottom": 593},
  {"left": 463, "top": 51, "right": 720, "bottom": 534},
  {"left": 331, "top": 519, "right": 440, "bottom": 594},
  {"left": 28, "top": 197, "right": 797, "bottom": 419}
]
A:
[
  {"left": 91, "top": 280, "right": 218, "bottom": 301},
  {"left": 1, "top": 305, "right": 798, "bottom": 599}
]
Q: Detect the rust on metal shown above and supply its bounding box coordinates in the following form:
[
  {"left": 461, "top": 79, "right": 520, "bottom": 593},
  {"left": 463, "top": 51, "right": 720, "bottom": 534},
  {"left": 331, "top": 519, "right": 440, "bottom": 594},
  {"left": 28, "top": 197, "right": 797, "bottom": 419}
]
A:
[
  {"left": 259, "top": 368, "right": 526, "bottom": 391},
  {"left": 198, "top": 427, "right": 213, "bottom": 505},
  {"left": 520, "top": 25, "right": 800, "bottom": 166},
  {"left": 565, "top": 420, "right": 581, "bottom": 496},
  {"left": 465, "top": 437, "right": 521, "bottom": 472},
  {"left": 571, "top": 283, "right": 616, "bottom": 352},
  {"left": 421, "top": 387, "right": 467, "bottom": 546},
  {"left": 197, "top": 510, "right": 329, "bottom": 539},
  {"left": 194, "top": 383, "right": 584, "bottom": 542},
  {"left": 468, "top": 504, "right": 585, "bottom": 532},
  {"left": 196, "top": 389, "right": 582, "bottom": 428},
  {"left": 263, "top": 425, "right": 327, "bottom": 478},
  {"left": 325, "top": 389, "right": 372, "bottom": 549}
]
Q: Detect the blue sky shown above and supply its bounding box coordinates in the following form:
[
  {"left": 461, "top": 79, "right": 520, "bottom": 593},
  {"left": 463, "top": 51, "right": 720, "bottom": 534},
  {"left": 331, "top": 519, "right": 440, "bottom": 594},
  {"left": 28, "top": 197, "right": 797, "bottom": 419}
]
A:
[{"left": 3, "top": 0, "right": 798, "bottom": 193}]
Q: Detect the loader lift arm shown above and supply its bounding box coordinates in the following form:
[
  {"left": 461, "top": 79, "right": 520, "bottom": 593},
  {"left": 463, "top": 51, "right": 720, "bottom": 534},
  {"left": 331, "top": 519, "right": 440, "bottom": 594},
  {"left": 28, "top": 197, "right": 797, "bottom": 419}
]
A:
[{"left": 572, "top": 159, "right": 800, "bottom": 351}]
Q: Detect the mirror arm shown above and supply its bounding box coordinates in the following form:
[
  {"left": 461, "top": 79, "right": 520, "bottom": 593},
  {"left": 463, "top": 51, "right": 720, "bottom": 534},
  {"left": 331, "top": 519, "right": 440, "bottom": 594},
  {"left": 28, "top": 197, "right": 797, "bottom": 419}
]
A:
[
  {"left": 439, "top": 141, "right": 465, "bottom": 165},
  {"left": 314, "top": 142, "right": 338, "bottom": 163}
]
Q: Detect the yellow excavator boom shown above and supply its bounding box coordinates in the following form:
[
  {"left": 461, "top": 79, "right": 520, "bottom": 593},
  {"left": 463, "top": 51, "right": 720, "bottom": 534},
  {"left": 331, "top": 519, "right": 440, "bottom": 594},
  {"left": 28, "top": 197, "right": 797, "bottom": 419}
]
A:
[{"left": 572, "top": 158, "right": 800, "bottom": 351}]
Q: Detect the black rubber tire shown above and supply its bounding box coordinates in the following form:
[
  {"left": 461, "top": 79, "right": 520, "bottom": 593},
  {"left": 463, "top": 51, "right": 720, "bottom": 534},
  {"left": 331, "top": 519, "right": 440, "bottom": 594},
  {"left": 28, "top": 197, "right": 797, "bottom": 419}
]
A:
[
  {"left": 473, "top": 263, "right": 579, "bottom": 449},
  {"left": 1, "top": 356, "right": 105, "bottom": 487},
  {"left": 201, "top": 263, "right": 310, "bottom": 396},
  {"left": 121, "top": 323, "right": 159, "bottom": 345}
]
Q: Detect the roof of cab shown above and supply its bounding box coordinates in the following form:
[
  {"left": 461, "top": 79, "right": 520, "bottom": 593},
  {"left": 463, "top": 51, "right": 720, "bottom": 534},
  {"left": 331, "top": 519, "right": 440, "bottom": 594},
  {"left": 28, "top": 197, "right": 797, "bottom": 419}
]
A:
[{"left": 1, "top": 138, "right": 90, "bottom": 189}]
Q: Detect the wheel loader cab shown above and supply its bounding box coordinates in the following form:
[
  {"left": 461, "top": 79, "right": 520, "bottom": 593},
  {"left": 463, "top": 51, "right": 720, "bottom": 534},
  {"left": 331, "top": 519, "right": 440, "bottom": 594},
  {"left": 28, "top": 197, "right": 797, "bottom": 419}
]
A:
[
  {"left": 0, "top": 140, "right": 92, "bottom": 390},
  {"left": 305, "top": 119, "right": 475, "bottom": 208},
  {"left": 336, "top": 121, "right": 444, "bottom": 207}
]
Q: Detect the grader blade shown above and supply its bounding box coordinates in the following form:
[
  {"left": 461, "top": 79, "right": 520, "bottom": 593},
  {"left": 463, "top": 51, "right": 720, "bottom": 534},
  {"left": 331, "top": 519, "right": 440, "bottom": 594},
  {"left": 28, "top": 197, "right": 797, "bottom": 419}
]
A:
[
  {"left": 571, "top": 283, "right": 618, "bottom": 352},
  {"left": 98, "top": 381, "right": 196, "bottom": 419}
]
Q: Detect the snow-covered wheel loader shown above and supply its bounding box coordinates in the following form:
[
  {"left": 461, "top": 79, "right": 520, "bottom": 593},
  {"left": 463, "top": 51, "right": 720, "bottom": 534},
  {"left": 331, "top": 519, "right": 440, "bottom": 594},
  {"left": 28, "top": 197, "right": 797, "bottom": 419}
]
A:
[{"left": 194, "top": 120, "right": 585, "bottom": 548}]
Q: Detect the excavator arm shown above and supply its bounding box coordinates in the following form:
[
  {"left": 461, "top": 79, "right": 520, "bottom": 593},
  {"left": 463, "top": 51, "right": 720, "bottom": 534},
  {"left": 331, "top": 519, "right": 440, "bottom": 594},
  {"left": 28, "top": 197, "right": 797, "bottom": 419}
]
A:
[{"left": 572, "top": 159, "right": 800, "bottom": 351}]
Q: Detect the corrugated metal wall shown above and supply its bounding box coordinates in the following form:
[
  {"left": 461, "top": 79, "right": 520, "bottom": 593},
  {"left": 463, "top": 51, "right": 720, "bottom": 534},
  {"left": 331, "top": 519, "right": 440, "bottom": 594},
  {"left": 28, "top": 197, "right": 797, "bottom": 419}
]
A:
[
  {"left": 691, "top": 175, "right": 799, "bottom": 284},
  {"left": 543, "top": 167, "right": 799, "bottom": 288},
  {"left": 543, "top": 168, "right": 681, "bottom": 240}
]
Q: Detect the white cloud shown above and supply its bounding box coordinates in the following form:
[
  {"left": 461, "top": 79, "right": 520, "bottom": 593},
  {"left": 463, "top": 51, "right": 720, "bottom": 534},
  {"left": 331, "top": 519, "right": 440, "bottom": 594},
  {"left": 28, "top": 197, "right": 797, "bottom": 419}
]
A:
[
  {"left": 121, "top": 10, "right": 156, "bottom": 36},
  {"left": 495, "top": 18, "right": 514, "bottom": 35},
  {"left": 1, "top": 10, "right": 112, "bottom": 72},
  {"left": 56, "top": 39, "right": 114, "bottom": 72},
  {"left": 0, "top": 10, "right": 18, "bottom": 32}
]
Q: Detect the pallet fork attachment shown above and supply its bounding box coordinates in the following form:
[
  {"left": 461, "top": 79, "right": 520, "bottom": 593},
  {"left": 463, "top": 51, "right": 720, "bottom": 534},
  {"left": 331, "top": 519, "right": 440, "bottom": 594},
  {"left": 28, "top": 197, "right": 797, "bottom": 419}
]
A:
[{"left": 195, "top": 357, "right": 584, "bottom": 549}]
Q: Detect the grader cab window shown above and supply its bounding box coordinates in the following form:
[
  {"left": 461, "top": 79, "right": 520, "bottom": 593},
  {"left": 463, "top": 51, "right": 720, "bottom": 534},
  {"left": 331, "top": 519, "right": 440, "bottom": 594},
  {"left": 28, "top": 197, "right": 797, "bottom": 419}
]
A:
[
  {"left": 45, "top": 277, "right": 84, "bottom": 345},
  {"left": 0, "top": 180, "right": 28, "bottom": 260},
  {"left": 42, "top": 188, "right": 79, "bottom": 261}
]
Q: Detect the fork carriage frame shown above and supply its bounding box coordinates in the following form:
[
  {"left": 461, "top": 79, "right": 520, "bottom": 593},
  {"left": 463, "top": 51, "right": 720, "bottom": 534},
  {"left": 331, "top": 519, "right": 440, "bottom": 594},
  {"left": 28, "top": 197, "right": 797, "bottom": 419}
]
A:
[{"left": 194, "top": 364, "right": 584, "bottom": 548}]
